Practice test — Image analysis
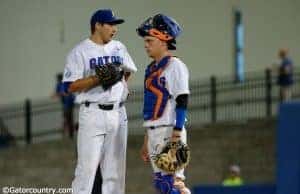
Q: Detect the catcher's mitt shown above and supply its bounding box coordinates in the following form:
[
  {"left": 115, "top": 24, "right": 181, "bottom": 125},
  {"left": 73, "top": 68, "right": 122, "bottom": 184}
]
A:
[
  {"left": 95, "top": 62, "right": 123, "bottom": 90},
  {"left": 154, "top": 141, "right": 190, "bottom": 174}
]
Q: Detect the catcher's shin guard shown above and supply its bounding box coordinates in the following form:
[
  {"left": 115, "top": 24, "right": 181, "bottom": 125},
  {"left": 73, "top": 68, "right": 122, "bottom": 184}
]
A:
[{"left": 153, "top": 173, "right": 181, "bottom": 194}]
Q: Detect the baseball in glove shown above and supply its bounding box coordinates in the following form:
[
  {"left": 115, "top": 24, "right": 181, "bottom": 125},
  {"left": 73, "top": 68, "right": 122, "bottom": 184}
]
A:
[
  {"left": 154, "top": 141, "right": 190, "bottom": 174},
  {"left": 95, "top": 62, "right": 123, "bottom": 90}
]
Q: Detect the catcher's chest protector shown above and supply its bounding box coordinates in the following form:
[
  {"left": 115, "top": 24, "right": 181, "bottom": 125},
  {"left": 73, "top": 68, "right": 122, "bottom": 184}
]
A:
[{"left": 143, "top": 56, "right": 171, "bottom": 121}]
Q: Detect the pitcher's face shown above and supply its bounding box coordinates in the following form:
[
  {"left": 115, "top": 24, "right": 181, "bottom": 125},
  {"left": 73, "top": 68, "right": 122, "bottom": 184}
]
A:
[{"left": 96, "top": 23, "right": 118, "bottom": 43}]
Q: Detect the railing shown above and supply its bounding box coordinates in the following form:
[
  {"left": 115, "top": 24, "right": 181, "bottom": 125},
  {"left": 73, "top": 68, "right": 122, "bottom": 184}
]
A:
[
  {"left": 1, "top": 68, "right": 300, "bottom": 144},
  {"left": 127, "top": 68, "right": 300, "bottom": 128}
]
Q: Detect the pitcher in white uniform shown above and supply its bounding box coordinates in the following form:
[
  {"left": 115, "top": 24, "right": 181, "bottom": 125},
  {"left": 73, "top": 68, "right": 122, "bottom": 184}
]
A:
[
  {"left": 62, "top": 9, "right": 137, "bottom": 194},
  {"left": 137, "top": 14, "right": 191, "bottom": 194}
]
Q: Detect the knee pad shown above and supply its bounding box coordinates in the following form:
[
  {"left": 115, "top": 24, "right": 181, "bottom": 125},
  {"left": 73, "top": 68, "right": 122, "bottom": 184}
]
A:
[{"left": 153, "top": 173, "right": 181, "bottom": 194}]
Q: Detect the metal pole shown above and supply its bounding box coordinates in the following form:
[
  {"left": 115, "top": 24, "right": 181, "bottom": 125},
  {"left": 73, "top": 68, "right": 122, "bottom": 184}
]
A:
[
  {"left": 265, "top": 69, "right": 272, "bottom": 117},
  {"left": 25, "top": 99, "right": 32, "bottom": 144},
  {"left": 211, "top": 76, "right": 217, "bottom": 123}
]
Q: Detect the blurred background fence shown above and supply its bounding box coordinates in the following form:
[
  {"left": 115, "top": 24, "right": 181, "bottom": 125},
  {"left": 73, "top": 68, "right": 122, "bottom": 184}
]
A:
[{"left": 1, "top": 68, "right": 300, "bottom": 145}]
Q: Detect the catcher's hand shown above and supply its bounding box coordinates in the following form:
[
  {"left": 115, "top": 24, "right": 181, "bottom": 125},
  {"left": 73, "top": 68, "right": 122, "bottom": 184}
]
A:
[
  {"left": 154, "top": 140, "right": 190, "bottom": 174},
  {"left": 140, "top": 143, "right": 150, "bottom": 163},
  {"left": 95, "top": 62, "right": 123, "bottom": 90}
]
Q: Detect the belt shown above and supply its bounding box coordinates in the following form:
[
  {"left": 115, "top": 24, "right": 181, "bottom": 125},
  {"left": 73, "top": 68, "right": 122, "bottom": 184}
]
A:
[
  {"left": 83, "top": 101, "right": 124, "bottom": 111},
  {"left": 148, "top": 124, "right": 173, "bottom": 130}
]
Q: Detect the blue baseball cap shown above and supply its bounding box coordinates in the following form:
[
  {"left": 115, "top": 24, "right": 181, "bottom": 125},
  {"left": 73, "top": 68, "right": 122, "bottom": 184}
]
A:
[{"left": 90, "top": 9, "right": 124, "bottom": 26}]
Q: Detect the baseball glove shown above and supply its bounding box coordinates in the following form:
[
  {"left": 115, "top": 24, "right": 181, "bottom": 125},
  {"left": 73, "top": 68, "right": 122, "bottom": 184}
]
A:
[
  {"left": 95, "top": 62, "right": 123, "bottom": 90},
  {"left": 154, "top": 141, "right": 190, "bottom": 174}
]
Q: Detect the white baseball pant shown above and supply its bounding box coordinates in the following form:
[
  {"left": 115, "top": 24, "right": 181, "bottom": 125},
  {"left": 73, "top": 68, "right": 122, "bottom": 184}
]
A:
[
  {"left": 72, "top": 104, "right": 128, "bottom": 194},
  {"left": 147, "top": 126, "right": 187, "bottom": 180}
]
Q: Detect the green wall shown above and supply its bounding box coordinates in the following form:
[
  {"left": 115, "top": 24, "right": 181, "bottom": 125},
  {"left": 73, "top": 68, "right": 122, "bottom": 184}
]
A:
[{"left": 0, "top": 0, "right": 299, "bottom": 104}]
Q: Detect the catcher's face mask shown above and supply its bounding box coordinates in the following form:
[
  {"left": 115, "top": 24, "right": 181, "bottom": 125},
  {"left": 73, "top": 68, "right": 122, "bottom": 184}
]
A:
[{"left": 137, "top": 14, "right": 182, "bottom": 41}]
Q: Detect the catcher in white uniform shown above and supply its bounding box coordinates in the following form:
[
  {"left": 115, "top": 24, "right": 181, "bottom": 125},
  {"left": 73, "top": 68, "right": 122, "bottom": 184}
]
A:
[
  {"left": 137, "top": 14, "right": 191, "bottom": 194},
  {"left": 62, "top": 9, "right": 137, "bottom": 194}
]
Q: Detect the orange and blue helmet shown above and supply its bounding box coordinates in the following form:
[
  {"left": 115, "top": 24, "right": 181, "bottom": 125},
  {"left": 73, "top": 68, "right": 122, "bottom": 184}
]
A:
[{"left": 137, "top": 14, "right": 182, "bottom": 49}]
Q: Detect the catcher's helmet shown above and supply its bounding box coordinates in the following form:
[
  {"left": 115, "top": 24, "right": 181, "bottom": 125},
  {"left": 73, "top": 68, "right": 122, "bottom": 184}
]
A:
[{"left": 137, "top": 14, "right": 182, "bottom": 49}]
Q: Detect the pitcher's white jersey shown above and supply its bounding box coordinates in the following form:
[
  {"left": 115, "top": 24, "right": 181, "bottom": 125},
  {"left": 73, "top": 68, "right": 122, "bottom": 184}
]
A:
[
  {"left": 143, "top": 57, "right": 190, "bottom": 127},
  {"left": 66, "top": 38, "right": 137, "bottom": 194},
  {"left": 63, "top": 38, "right": 137, "bottom": 104}
]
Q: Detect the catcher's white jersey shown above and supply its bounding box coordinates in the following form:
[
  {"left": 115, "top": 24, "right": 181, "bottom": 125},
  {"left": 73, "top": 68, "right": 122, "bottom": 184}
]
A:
[
  {"left": 63, "top": 38, "right": 137, "bottom": 104},
  {"left": 143, "top": 57, "right": 190, "bottom": 127}
]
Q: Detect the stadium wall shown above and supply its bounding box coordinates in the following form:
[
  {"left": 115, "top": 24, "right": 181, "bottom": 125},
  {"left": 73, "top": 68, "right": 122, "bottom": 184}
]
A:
[{"left": 0, "top": 0, "right": 299, "bottom": 104}]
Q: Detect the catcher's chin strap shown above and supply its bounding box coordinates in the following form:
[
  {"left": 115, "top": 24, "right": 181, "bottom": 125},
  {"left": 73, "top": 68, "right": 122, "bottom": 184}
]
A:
[{"left": 154, "top": 173, "right": 181, "bottom": 194}]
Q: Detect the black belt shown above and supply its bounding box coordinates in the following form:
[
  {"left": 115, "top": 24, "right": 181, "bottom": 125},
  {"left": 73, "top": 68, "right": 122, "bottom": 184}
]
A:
[
  {"left": 84, "top": 101, "right": 124, "bottom": 110},
  {"left": 148, "top": 125, "right": 173, "bottom": 130}
]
